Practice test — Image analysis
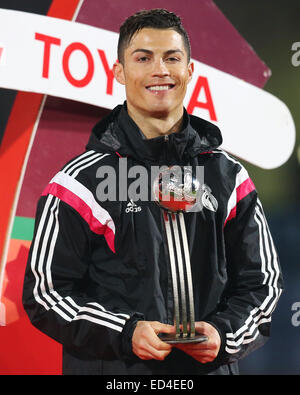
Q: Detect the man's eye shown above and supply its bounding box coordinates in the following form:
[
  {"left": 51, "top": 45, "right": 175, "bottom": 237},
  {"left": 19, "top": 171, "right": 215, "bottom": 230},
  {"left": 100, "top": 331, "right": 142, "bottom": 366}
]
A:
[
  {"left": 138, "top": 56, "right": 149, "bottom": 62},
  {"left": 166, "top": 57, "right": 180, "bottom": 62}
]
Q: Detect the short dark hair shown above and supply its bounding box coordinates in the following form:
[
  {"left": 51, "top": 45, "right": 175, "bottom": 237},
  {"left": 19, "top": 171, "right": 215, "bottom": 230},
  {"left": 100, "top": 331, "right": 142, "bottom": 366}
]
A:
[{"left": 117, "top": 8, "right": 191, "bottom": 64}]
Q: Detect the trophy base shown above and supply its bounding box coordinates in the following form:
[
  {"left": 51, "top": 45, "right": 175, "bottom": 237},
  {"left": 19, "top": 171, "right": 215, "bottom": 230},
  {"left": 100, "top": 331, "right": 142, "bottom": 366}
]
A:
[{"left": 159, "top": 333, "right": 208, "bottom": 344}]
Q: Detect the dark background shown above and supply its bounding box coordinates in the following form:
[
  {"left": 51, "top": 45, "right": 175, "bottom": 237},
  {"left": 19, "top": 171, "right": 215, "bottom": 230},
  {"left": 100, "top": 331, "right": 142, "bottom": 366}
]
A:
[{"left": 214, "top": 0, "right": 300, "bottom": 374}]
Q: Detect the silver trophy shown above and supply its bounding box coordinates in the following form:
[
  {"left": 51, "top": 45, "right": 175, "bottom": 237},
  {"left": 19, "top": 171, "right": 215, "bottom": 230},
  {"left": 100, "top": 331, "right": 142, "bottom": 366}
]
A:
[{"left": 153, "top": 166, "right": 208, "bottom": 344}]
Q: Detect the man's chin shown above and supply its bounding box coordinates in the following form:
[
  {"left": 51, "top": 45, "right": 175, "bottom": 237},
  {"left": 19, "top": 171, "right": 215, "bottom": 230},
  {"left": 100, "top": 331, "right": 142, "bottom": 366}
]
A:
[{"left": 146, "top": 104, "right": 173, "bottom": 119}]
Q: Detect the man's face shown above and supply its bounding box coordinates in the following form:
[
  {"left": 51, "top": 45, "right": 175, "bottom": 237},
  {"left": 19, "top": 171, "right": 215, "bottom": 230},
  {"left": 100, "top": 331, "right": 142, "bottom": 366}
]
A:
[{"left": 114, "top": 28, "right": 194, "bottom": 119}]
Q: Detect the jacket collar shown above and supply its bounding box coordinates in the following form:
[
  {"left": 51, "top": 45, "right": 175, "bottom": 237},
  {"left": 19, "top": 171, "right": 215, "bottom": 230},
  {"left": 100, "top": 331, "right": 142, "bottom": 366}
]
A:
[{"left": 87, "top": 102, "right": 222, "bottom": 165}]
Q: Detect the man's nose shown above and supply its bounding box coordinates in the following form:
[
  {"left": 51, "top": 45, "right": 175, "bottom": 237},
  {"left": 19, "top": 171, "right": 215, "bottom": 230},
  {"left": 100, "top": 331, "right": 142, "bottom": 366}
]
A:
[{"left": 151, "top": 59, "right": 170, "bottom": 77}]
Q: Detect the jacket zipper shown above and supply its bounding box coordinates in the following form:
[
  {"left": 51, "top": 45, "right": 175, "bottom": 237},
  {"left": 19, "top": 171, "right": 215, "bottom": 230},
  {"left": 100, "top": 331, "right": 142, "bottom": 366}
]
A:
[{"left": 164, "top": 135, "right": 169, "bottom": 164}]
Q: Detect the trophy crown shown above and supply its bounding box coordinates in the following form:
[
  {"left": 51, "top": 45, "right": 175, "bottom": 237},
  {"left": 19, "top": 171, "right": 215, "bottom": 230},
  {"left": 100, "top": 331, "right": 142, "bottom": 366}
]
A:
[{"left": 153, "top": 166, "right": 201, "bottom": 213}]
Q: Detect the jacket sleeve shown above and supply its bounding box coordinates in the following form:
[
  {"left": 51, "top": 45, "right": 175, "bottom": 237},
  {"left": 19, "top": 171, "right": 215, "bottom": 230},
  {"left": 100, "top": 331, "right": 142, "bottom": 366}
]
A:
[
  {"left": 22, "top": 193, "right": 142, "bottom": 359},
  {"left": 205, "top": 174, "right": 283, "bottom": 363}
]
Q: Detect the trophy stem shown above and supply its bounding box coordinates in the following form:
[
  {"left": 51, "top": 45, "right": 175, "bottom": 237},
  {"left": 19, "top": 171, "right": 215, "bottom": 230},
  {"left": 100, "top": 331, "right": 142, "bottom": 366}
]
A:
[
  {"left": 162, "top": 210, "right": 198, "bottom": 339},
  {"left": 163, "top": 211, "right": 181, "bottom": 338},
  {"left": 171, "top": 213, "right": 188, "bottom": 337},
  {"left": 178, "top": 212, "right": 196, "bottom": 338}
]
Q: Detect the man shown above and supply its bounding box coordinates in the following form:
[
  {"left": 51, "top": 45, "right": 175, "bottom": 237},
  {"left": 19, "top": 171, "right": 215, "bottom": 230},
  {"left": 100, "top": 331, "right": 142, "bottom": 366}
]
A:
[{"left": 23, "top": 9, "right": 283, "bottom": 375}]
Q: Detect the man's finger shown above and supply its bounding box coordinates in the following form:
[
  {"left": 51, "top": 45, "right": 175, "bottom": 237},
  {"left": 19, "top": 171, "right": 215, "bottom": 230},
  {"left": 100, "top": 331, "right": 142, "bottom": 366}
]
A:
[
  {"left": 151, "top": 321, "right": 176, "bottom": 335},
  {"left": 134, "top": 339, "right": 172, "bottom": 361},
  {"left": 147, "top": 344, "right": 173, "bottom": 360},
  {"left": 132, "top": 321, "right": 174, "bottom": 361}
]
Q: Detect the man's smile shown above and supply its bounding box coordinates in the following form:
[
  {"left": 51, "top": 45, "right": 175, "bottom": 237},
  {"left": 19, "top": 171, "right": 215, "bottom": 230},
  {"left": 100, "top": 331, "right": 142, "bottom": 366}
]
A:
[{"left": 146, "top": 84, "right": 175, "bottom": 92}]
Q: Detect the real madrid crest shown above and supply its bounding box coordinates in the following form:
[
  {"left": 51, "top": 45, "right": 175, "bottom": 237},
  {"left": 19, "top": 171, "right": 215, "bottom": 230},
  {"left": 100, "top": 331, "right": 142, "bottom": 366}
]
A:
[{"left": 201, "top": 184, "right": 218, "bottom": 212}]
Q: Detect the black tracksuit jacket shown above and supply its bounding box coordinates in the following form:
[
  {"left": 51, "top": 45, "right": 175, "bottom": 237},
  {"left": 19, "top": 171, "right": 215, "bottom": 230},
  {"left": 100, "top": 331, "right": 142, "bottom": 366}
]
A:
[{"left": 23, "top": 103, "right": 283, "bottom": 375}]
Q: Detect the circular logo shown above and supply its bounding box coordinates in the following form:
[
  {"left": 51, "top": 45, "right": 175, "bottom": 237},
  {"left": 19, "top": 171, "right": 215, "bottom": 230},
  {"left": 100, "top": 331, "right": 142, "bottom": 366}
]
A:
[{"left": 153, "top": 166, "right": 201, "bottom": 213}]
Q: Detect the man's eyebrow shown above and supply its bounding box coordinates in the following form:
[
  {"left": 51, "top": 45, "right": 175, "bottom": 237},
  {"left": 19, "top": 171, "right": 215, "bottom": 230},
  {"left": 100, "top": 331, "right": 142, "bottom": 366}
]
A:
[
  {"left": 130, "top": 49, "right": 184, "bottom": 56},
  {"left": 131, "top": 48, "right": 153, "bottom": 55},
  {"left": 164, "top": 49, "right": 184, "bottom": 56}
]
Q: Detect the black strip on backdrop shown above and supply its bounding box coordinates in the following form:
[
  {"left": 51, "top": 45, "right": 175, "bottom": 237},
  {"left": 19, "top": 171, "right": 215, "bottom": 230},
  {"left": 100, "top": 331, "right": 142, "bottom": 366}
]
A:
[
  {"left": 0, "top": 0, "right": 53, "bottom": 145},
  {"left": 0, "top": 0, "right": 52, "bottom": 15}
]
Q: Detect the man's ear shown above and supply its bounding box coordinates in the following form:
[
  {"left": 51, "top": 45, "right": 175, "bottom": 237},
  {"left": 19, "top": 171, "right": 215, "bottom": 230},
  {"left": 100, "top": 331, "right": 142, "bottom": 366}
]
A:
[
  {"left": 113, "top": 61, "right": 125, "bottom": 85},
  {"left": 187, "top": 61, "right": 194, "bottom": 84}
]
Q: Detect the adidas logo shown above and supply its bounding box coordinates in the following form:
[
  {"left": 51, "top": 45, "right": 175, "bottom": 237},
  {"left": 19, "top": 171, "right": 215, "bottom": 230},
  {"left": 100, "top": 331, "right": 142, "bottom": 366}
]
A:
[{"left": 125, "top": 199, "right": 142, "bottom": 213}]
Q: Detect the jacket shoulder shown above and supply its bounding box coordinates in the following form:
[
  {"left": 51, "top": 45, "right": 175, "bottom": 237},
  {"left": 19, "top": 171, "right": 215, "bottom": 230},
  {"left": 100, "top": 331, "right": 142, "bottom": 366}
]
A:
[
  {"left": 207, "top": 149, "right": 245, "bottom": 173},
  {"left": 60, "top": 149, "right": 112, "bottom": 177},
  {"left": 43, "top": 149, "right": 115, "bottom": 200}
]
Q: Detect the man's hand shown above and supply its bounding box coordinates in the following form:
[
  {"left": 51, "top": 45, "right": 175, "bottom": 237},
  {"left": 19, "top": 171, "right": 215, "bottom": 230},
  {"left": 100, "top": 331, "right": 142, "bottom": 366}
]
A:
[
  {"left": 132, "top": 321, "right": 175, "bottom": 361},
  {"left": 174, "top": 322, "right": 221, "bottom": 364}
]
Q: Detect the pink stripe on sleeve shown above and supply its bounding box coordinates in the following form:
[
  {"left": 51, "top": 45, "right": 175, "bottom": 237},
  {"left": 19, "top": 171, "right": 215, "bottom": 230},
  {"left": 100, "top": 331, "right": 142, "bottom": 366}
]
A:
[
  {"left": 236, "top": 178, "right": 255, "bottom": 204},
  {"left": 224, "top": 178, "right": 255, "bottom": 227},
  {"left": 42, "top": 182, "right": 115, "bottom": 253}
]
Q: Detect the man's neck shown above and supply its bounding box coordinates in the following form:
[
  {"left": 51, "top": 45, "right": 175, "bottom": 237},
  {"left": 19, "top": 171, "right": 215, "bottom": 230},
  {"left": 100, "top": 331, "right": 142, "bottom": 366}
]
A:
[{"left": 127, "top": 105, "right": 184, "bottom": 139}]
